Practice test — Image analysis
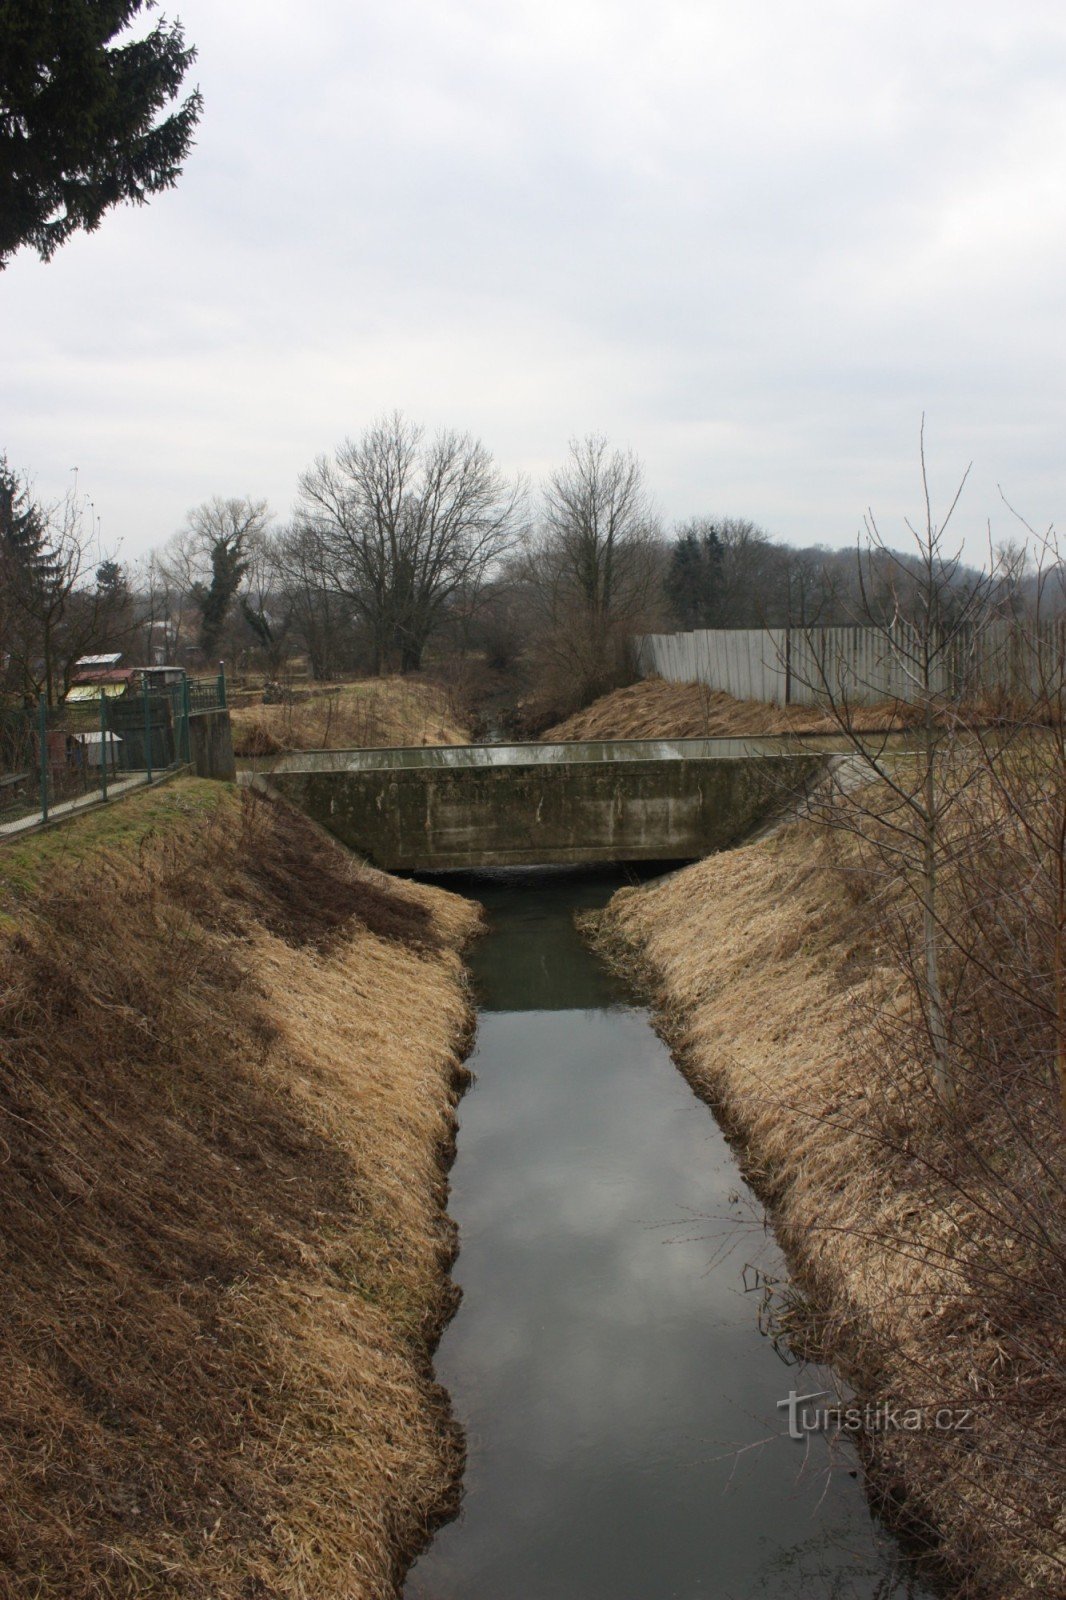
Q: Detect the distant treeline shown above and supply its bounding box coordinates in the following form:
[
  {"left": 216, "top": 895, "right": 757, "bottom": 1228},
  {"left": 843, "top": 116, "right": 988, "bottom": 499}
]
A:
[{"left": 1, "top": 420, "right": 1043, "bottom": 719}]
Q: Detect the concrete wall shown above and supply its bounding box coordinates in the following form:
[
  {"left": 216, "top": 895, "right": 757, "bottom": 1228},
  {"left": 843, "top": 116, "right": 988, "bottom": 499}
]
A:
[
  {"left": 265, "top": 749, "right": 827, "bottom": 870},
  {"left": 189, "top": 709, "right": 236, "bottom": 782}
]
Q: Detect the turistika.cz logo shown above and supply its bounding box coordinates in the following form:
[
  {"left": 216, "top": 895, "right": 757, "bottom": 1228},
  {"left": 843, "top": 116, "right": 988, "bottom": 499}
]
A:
[{"left": 777, "top": 1390, "right": 977, "bottom": 1442}]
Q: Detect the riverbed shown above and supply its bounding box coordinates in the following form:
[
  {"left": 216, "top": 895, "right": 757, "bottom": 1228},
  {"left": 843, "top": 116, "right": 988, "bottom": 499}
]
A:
[{"left": 405, "top": 866, "right": 932, "bottom": 1600}]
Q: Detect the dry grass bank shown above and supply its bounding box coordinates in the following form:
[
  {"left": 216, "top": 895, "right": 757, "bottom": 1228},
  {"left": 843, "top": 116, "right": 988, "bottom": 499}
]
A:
[
  {"left": 231, "top": 677, "right": 469, "bottom": 759},
  {"left": 586, "top": 823, "right": 1065, "bottom": 1600},
  {"left": 0, "top": 778, "right": 482, "bottom": 1598},
  {"left": 542, "top": 676, "right": 915, "bottom": 741}
]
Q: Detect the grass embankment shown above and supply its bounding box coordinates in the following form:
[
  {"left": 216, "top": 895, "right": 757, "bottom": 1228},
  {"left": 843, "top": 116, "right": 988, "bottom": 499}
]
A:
[
  {"left": 0, "top": 778, "right": 481, "bottom": 1597},
  {"left": 230, "top": 677, "right": 470, "bottom": 759},
  {"left": 542, "top": 676, "right": 915, "bottom": 741},
  {"left": 585, "top": 820, "right": 1064, "bottom": 1600}
]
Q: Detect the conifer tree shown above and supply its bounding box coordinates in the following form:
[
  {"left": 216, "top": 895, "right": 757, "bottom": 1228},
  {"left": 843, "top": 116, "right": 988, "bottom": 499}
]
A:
[
  {"left": 665, "top": 521, "right": 724, "bottom": 629},
  {"left": 0, "top": 2, "right": 202, "bottom": 266},
  {"left": 0, "top": 456, "right": 60, "bottom": 595}
]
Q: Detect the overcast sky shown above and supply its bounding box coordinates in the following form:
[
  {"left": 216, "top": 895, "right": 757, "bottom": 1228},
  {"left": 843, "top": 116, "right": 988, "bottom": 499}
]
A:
[{"left": 3, "top": 0, "right": 1064, "bottom": 567}]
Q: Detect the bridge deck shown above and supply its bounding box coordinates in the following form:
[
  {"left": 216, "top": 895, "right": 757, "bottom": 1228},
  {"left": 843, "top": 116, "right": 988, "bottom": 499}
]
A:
[{"left": 267, "top": 734, "right": 836, "bottom": 774}]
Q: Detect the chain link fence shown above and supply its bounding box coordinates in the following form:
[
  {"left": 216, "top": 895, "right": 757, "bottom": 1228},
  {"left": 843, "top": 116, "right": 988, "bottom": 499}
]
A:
[{"left": 0, "top": 672, "right": 227, "bottom": 835}]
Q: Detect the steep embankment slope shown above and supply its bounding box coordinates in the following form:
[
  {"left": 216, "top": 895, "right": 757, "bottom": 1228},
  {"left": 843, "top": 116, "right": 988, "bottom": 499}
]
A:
[
  {"left": 0, "top": 780, "right": 481, "bottom": 1598},
  {"left": 587, "top": 824, "right": 1064, "bottom": 1600},
  {"left": 542, "top": 676, "right": 913, "bottom": 741}
]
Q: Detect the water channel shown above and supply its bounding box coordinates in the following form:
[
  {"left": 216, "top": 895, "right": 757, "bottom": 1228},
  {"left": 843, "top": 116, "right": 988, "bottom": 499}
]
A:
[{"left": 405, "top": 866, "right": 933, "bottom": 1600}]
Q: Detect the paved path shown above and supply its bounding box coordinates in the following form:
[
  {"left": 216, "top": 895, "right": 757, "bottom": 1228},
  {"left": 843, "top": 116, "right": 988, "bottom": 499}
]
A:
[{"left": 0, "top": 773, "right": 152, "bottom": 839}]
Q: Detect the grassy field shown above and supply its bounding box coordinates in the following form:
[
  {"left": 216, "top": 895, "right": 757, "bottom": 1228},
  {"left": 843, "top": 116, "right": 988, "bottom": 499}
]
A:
[
  {"left": 230, "top": 677, "right": 470, "bottom": 758},
  {"left": 0, "top": 778, "right": 482, "bottom": 1597},
  {"left": 0, "top": 776, "right": 228, "bottom": 904}
]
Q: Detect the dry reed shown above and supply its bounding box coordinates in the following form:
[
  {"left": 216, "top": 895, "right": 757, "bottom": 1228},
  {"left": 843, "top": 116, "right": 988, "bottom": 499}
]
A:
[
  {"left": 541, "top": 676, "right": 918, "bottom": 742},
  {"left": 0, "top": 779, "right": 481, "bottom": 1598},
  {"left": 230, "top": 678, "right": 470, "bottom": 759}
]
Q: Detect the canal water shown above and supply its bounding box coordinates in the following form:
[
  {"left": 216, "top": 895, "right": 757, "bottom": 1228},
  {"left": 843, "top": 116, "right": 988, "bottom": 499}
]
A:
[{"left": 405, "top": 867, "right": 931, "bottom": 1600}]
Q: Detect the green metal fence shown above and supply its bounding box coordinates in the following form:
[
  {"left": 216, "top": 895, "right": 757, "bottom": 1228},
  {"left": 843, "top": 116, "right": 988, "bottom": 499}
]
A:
[{"left": 0, "top": 671, "right": 226, "bottom": 834}]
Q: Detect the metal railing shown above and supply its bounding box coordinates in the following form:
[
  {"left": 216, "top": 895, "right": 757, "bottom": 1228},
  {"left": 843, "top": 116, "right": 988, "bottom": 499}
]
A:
[{"left": 0, "top": 671, "right": 227, "bottom": 834}]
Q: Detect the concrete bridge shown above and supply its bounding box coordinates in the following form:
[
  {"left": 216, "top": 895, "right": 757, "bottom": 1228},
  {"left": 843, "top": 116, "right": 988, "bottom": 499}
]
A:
[{"left": 258, "top": 738, "right": 830, "bottom": 872}]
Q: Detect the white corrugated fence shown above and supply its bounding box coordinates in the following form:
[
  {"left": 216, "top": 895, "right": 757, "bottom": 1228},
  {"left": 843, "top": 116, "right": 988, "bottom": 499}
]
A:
[{"left": 635, "top": 621, "right": 1065, "bottom": 706}]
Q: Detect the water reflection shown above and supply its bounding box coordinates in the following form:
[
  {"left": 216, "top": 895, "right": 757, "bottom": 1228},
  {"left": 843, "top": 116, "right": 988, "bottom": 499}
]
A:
[{"left": 405, "top": 868, "right": 932, "bottom": 1600}]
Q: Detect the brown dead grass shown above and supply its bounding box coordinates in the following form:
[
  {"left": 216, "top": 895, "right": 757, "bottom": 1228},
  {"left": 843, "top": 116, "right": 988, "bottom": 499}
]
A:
[
  {"left": 587, "top": 820, "right": 1065, "bottom": 1600},
  {"left": 0, "top": 778, "right": 482, "bottom": 1598},
  {"left": 231, "top": 678, "right": 470, "bottom": 759},
  {"left": 542, "top": 676, "right": 918, "bottom": 742}
]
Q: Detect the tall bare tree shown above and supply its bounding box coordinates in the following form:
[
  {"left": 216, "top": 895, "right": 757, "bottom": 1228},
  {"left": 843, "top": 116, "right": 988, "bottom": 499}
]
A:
[
  {"left": 236, "top": 526, "right": 296, "bottom": 677},
  {"left": 796, "top": 425, "right": 999, "bottom": 1108},
  {"left": 183, "top": 497, "right": 270, "bottom": 660},
  {"left": 296, "top": 414, "right": 523, "bottom": 675},
  {"left": 525, "top": 435, "right": 661, "bottom": 706},
  {"left": 272, "top": 521, "right": 360, "bottom": 680}
]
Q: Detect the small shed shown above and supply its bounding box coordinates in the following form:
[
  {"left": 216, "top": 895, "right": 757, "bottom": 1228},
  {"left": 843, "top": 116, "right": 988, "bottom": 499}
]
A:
[
  {"left": 69, "top": 654, "right": 136, "bottom": 701},
  {"left": 69, "top": 731, "right": 124, "bottom": 770},
  {"left": 141, "top": 666, "right": 186, "bottom": 688}
]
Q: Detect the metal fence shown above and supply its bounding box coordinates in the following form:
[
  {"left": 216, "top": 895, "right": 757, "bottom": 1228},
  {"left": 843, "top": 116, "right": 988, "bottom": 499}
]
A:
[
  {"left": 635, "top": 620, "right": 1066, "bottom": 707},
  {"left": 0, "top": 672, "right": 226, "bottom": 835}
]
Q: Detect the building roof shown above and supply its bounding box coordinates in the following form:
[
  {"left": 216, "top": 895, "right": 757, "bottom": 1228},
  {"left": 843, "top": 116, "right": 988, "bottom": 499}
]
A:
[{"left": 71, "top": 667, "right": 136, "bottom": 685}]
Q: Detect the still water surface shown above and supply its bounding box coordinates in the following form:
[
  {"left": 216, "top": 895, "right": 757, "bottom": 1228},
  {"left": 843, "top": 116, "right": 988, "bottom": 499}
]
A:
[{"left": 405, "top": 867, "right": 932, "bottom": 1600}]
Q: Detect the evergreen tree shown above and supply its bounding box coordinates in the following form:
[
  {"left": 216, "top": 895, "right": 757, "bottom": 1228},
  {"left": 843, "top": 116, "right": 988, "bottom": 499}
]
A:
[
  {"left": 665, "top": 522, "right": 724, "bottom": 629},
  {"left": 0, "top": 457, "right": 60, "bottom": 594},
  {"left": 95, "top": 558, "right": 128, "bottom": 599},
  {"left": 0, "top": 2, "right": 202, "bottom": 266}
]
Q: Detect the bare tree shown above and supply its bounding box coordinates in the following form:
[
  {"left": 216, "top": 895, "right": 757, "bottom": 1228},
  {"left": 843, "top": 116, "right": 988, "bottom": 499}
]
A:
[
  {"left": 272, "top": 520, "right": 360, "bottom": 680},
  {"left": 131, "top": 550, "right": 182, "bottom": 666},
  {"left": 183, "top": 497, "right": 271, "bottom": 660},
  {"left": 296, "top": 414, "right": 523, "bottom": 675},
  {"left": 958, "top": 506, "right": 1066, "bottom": 1123},
  {"left": 0, "top": 459, "right": 133, "bottom": 704},
  {"left": 154, "top": 527, "right": 206, "bottom": 642},
  {"left": 525, "top": 435, "right": 661, "bottom": 706},
  {"left": 794, "top": 424, "right": 999, "bottom": 1108},
  {"left": 237, "top": 526, "right": 296, "bottom": 678}
]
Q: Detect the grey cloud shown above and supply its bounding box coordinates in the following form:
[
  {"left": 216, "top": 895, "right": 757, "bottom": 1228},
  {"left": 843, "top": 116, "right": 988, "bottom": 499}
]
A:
[{"left": 2, "top": 0, "right": 1063, "bottom": 563}]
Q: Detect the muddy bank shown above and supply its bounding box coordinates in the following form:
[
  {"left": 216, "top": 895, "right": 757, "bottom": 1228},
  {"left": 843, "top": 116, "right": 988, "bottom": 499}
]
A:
[
  {"left": 0, "top": 779, "right": 481, "bottom": 1598},
  {"left": 584, "top": 824, "right": 1064, "bottom": 1600}
]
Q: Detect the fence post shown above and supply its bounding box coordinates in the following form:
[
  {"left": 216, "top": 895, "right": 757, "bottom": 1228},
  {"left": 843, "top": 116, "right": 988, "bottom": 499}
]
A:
[
  {"left": 100, "top": 692, "right": 108, "bottom": 803},
  {"left": 217, "top": 660, "right": 227, "bottom": 710},
  {"left": 38, "top": 693, "right": 48, "bottom": 823},
  {"left": 143, "top": 678, "right": 153, "bottom": 785},
  {"left": 182, "top": 676, "right": 192, "bottom": 765}
]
